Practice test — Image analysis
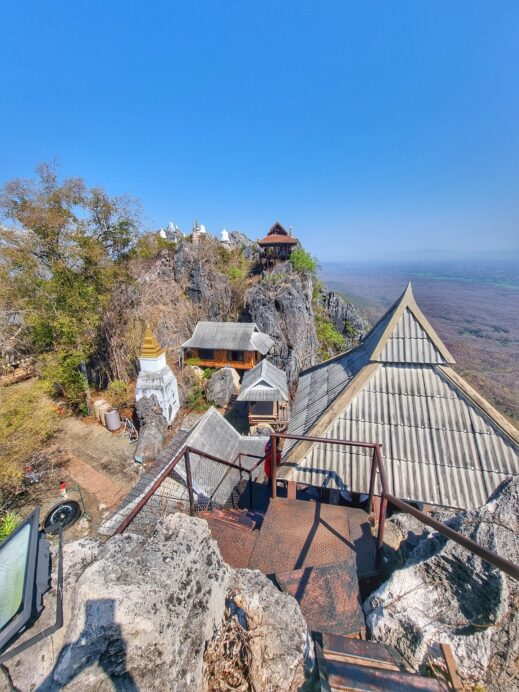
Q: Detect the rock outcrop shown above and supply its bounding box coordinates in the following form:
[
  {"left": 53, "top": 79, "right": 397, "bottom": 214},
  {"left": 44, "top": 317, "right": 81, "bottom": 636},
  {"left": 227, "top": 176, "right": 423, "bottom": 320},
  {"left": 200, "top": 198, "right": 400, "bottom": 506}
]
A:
[
  {"left": 205, "top": 367, "right": 240, "bottom": 407},
  {"left": 134, "top": 394, "right": 169, "bottom": 462},
  {"left": 4, "top": 513, "right": 309, "bottom": 691},
  {"left": 319, "top": 290, "right": 369, "bottom": 345},
  {"left": 364, "top": 477, "right": 519, "bottom": 690},
  {"left": 227, "top": 231, "right": 259, "bottom": 260},
  {"left": 173, "top": 237, "right": 235, "bottom": 318},
  {"left": 245, "top": 262, "right": 318, "bottom": 388}
]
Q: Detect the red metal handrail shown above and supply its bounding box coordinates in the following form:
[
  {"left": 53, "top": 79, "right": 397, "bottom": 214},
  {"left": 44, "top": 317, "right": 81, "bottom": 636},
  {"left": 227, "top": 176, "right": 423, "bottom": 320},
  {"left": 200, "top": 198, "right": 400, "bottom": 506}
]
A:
[
  {"left": 114, "top": 444, "right": 255, "bottom": 535},
  {"left": 270, "top": 432, "right": 519, "bottom": 581},
  {"left": 112, "top": 431, "right": 519, "bottom": 581}
]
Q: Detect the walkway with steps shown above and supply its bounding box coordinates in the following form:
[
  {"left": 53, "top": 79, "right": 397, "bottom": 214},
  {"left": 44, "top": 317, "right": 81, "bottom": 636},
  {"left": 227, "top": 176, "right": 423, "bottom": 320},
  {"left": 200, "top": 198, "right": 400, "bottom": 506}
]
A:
[
  {"left": 199, "top": 497, "right": 377, "bottom": 638},
  {"left": 315, "top": 633, "right": 448, "bottom": 691}
]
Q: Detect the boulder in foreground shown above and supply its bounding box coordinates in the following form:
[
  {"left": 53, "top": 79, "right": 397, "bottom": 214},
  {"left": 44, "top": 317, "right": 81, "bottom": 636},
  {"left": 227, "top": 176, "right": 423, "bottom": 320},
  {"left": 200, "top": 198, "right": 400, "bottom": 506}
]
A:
[
  {"left": 3, "top": 513, "right": 309, "bottom": 691},
  {"left": 364, "top": 476, "right": 519, "bottom": 691}
]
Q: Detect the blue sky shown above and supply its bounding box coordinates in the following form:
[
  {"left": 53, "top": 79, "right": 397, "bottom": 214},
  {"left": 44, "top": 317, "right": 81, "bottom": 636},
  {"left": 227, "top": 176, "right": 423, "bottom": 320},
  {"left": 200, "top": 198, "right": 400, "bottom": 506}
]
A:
[{"left": 1, "top": 1, "right": 518, "bottom": 260}]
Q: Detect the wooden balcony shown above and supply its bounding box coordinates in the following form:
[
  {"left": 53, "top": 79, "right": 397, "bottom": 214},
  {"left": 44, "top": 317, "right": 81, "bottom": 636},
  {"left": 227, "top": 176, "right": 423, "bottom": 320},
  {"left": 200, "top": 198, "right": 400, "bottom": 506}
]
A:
[{"left": 248, "top": 401, "right": 289, "bottom": 427}]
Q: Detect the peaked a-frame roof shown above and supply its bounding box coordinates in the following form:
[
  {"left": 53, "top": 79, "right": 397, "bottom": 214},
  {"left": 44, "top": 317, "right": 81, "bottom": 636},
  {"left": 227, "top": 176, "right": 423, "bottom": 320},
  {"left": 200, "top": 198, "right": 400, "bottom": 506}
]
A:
[
  {"left": 237, "top": 359, "right": 289, "bottom": 402},
  {"left": 361, "top": 282, "right": 455, "bottom": 365},
  {"left": 280, "top": 283, "right": 519, "bottom": 511}
]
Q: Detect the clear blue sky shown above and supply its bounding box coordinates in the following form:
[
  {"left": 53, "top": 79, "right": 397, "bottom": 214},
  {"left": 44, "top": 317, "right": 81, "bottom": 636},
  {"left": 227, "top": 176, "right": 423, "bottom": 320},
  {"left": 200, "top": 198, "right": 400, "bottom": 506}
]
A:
[{"left": 1, "top": 1, "right": 518, "bottom": 260}]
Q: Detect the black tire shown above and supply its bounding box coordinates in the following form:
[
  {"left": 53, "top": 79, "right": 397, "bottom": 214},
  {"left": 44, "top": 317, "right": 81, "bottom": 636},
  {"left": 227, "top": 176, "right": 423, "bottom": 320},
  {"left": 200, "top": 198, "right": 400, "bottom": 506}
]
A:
[{"left": 44, "top": 500, "right": 82, "bottom": 534}]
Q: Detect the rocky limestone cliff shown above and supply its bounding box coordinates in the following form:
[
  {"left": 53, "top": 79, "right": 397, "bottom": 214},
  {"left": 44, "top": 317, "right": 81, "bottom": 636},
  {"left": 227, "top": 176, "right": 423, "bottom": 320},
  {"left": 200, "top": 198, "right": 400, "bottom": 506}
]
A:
[
  {"left": 3, "top": 513, "right": 310, "bottom": 691},
  {"left": 364, "top": 476, "right": 519, "bottom": 691},
  {"left": 244, "top": 262, "right": 319, "bottom": 389},
  {"left": 319, "top": 290, "right": 370, "bottom": 346},
  {"left": 95, "top": 233, "right": 353, "bottom": 391}
]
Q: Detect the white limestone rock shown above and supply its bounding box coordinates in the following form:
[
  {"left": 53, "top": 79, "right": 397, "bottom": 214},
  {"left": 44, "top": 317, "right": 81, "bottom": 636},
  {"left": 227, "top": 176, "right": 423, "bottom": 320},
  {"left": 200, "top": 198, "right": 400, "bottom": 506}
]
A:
[
  {"left": 364, "top": 476, "right": 519, "bottom": 691},
  {"left": 205, "top": 367, "right": 240, "bottom": 408},
  {"left": 3, "top": 513, "right": 310, "bottom": 692}
]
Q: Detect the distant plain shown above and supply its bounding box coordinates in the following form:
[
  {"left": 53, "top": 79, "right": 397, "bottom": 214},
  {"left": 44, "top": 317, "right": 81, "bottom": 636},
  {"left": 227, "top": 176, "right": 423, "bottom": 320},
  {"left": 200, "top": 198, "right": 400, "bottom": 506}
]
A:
[{"left": 321, "top": 260, "right": 519, "bottom": 426}]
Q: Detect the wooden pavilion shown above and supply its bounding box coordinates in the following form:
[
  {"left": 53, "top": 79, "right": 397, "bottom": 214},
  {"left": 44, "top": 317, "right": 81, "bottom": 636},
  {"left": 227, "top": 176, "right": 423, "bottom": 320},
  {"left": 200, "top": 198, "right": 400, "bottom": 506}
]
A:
[{"left": 257, "top": 222, "right": 298, "bottom": 267}]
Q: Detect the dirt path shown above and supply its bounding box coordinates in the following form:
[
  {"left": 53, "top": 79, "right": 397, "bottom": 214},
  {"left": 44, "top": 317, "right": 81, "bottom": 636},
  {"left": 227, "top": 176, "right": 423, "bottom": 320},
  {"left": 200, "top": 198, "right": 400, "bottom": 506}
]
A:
[{"left": 65, "top": 455, "right": 126, "bottom": 508}]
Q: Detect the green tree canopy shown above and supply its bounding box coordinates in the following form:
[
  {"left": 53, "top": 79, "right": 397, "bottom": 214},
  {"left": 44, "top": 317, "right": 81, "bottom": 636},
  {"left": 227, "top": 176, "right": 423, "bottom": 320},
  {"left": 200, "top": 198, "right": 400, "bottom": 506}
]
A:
[{"left": 0, "top": 163, "right": 141, "bottom": 411}]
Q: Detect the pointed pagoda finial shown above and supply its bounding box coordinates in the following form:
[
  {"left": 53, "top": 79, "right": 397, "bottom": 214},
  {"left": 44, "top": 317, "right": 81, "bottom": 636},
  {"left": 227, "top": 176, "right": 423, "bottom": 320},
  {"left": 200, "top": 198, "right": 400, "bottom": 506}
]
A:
[{"left": 140, "top": 323, "right": 165, "bottom": 358}]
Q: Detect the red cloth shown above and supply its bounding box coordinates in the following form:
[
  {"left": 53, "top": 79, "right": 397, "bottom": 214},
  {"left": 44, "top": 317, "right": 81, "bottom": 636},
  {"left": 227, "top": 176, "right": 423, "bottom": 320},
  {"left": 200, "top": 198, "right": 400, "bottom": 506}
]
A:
[{"left": 264, "top": 449, "right": 281, "bottom": 480}]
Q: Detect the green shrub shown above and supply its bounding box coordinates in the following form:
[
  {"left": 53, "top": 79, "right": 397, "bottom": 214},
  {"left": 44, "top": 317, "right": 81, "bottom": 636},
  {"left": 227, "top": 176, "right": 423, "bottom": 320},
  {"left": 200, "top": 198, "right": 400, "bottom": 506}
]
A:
[
  {"left": 107, "top": 379, "right": 130, "bottom": 409},
  {"left": 0, "top": 512, "right": 21, "bottom": 541},
  {"left": 202, "top": 368, "right": 214, "bottom": 380},
  {"left": 185, "top": 357, "right": 202, "bottom": 367},
  {"left": 227, "top": 265, "right": 247, "bottom": 282},
  {"left": 290, "top": 248, "right": 317, "bottom": 275},
  {"left": 315, "top": 314, "right": 346, "bottom": 360},
  {"left": 186, "top": 383, "right": 209, "bottom": 412},
  {"left": 41, "top": 351, "right": 89, "bottom": 414},
  {"left": 0, "top": 381, "right": 58, "bottom": 500}
]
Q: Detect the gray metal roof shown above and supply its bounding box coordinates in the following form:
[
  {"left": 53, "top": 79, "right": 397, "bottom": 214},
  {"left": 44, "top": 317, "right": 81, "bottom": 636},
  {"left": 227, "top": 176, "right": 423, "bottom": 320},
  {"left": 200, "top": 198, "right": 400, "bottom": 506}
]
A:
[
  {"left": 283, "top": 346, "right": 370, "bottom": 456},
  {"left": 99, "top": 408, "right": 268, "bottom": 536},
  {"left": 281, "top": 284, "right": 518, "bottom": 510},
  {"left": 181, "top": 321, "right": 274, "bottom": 355},
  {"left": 376, "top": 308, "right": 446, "bottom": 364},
  {"left": 281, "top": 364, "right": 517, "bottom": 509},
  {"left": 237, "top": 359, "right": 289, "bottom": 402}
]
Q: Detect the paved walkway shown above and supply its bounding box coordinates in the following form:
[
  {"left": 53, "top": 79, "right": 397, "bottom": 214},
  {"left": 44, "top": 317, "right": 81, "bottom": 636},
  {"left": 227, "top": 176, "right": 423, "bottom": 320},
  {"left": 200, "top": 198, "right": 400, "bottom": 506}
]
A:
[{"left": 66, "top": 455, "right": 126, "bottom": 508}]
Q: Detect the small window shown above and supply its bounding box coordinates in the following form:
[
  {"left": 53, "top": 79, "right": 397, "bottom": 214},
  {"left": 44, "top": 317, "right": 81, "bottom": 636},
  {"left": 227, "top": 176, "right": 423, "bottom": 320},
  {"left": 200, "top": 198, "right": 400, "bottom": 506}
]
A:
[
  {"left": 228, "top": 350, "right": 244, "bottom": 362},
  {"left": 198, "top": 349, "right": 215, "bottom": 360}
]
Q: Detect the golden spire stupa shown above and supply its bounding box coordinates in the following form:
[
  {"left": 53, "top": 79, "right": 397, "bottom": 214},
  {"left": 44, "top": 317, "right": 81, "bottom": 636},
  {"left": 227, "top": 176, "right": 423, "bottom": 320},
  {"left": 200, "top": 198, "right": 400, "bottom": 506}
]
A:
[{"left": 140, "top": 324, "right": 165, "bottom": 359}]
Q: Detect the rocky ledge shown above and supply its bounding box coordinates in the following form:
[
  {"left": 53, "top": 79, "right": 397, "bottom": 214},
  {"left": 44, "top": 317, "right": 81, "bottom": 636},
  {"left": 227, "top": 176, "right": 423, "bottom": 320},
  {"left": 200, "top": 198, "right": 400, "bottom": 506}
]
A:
[
  {"left": 3, "top": 513, "right": 310, "bottom": 691},
  {"left": 364, "top": 476, "right": 519, "bottom": 691}
]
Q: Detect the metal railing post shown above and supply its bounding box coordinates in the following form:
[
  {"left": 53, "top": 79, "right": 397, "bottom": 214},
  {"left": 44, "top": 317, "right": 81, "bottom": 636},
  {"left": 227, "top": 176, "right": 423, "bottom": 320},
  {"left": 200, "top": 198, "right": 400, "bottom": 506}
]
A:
[
  {"left": 376, "top": 496, "right": 388, "bottom": 566},
  {"left": 184, "top": 449, "right": 195, "bottom": 517},
  {"left": 271, "top": 433, "right": 277, "bottom": 499},
  {"left": 367, "top": 446, "right": 378, "bottom": 513}
]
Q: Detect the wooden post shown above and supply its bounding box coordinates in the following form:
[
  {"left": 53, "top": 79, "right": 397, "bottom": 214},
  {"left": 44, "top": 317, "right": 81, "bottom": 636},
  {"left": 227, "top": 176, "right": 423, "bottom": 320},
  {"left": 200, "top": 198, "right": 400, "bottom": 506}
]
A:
[
  {"left": 184, "top": 450, "right": 195, "bottom": 517},
  {"left": 271, "top": 434, "right": 277, "bottom": 499},
  {"left": 440, "top": 643, "right": 463, "bottom": 691}
]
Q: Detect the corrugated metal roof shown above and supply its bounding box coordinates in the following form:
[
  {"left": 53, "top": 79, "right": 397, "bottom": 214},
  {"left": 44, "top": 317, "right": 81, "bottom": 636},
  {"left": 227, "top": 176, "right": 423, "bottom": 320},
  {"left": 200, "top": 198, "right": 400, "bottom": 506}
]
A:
[
  {"left": 376, "top": 309, "right": 446, "bottom": 364},
  {"left": 181, "top": 321, "right": 274, "bottom": 355},
  {"left": 99, "top": 408, "right": 268, "bottom": 536},
  {"left": 250, "top": 332, "right": 276, "bottom": 355},
  {"left": 283, "top": 346, "right": 371, "bottom": 456},
  {"left": 281, "top": 284, "right": 518, "bottom": 510},
  {"left": 282, "top": 363, "right": 518, "bottom": 510},
  {"left": 237, "top": 359, "right": 289, "bottom": 402}
]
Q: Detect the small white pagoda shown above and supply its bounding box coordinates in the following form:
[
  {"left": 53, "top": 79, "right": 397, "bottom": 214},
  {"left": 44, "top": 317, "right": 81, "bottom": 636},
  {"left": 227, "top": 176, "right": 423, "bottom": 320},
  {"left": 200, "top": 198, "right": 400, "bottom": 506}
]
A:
[{"left": 135, "top": 325, "right": 179, "bottom": 424}]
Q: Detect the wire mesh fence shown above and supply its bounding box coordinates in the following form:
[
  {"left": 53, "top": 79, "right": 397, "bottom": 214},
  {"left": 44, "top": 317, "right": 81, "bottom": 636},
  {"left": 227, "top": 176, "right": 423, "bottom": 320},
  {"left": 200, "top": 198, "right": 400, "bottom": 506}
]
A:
[{"left": 122, "top": 448, "right": 266, "bottom": 537}]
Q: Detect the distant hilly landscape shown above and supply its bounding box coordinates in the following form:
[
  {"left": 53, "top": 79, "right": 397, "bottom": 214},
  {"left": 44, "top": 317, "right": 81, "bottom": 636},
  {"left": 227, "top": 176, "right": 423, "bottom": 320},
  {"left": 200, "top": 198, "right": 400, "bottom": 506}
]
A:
[{"left": 321, "top": 259, "right": 519, "bottom": 426}]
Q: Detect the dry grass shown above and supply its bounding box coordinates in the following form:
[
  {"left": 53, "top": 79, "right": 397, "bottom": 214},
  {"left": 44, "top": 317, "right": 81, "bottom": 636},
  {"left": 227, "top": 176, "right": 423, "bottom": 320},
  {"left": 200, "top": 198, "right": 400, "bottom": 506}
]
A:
[
  {"left": 204, "top": 592, "right": 253, "bottom": 691},
  {"left": 0, "top": 379, "right": 58, "bottom": 500}
]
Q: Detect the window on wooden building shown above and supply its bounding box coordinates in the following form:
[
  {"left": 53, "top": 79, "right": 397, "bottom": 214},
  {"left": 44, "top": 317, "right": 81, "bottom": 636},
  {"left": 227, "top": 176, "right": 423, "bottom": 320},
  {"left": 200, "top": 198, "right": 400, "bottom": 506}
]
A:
[
  {"left": 228, "top": 350, "right": 244, "bottom": 362},
  {"left": 198, "top": 349, "right": 215, "bottom": 360}
]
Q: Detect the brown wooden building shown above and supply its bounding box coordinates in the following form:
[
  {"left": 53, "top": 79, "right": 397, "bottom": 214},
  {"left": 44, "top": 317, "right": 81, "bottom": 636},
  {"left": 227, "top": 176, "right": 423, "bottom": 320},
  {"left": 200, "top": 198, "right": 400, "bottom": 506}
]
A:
[
  {"left": 257, "top": 222, "right": 298, "bottom": 266},
  {"left": 180, "top": 321, "right": 274, "bottom": 370},
  {"left": 237, "top": 359, "right": 290, "bottom": 429}
]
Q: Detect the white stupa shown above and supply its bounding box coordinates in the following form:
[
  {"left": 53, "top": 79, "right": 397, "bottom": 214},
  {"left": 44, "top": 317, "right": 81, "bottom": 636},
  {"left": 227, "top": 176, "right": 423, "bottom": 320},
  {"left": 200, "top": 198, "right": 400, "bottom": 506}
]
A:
[
  {"left": 220, "top": 228, "right": 230, "bottom": 245},
  {"left": 135, "top": 325, "right": 179, "bottom": 424}
]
